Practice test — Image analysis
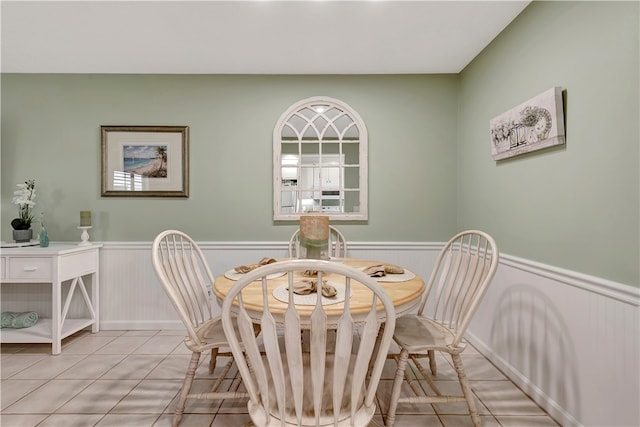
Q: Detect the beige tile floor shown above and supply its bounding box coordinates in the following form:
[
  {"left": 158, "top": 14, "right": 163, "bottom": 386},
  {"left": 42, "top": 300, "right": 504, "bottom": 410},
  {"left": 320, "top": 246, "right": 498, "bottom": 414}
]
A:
[{"left": 1, "top": 329, "right": 560, "bottom": 427}]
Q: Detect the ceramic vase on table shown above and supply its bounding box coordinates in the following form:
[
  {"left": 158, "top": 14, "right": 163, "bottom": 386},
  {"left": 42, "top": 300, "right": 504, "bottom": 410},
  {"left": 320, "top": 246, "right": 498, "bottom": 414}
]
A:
[
  {"left": 299, "top": 215, "right": 330, "bottom": 259},
  {"left": 13, "top": 229, "right": 33, "bottom": 243}
]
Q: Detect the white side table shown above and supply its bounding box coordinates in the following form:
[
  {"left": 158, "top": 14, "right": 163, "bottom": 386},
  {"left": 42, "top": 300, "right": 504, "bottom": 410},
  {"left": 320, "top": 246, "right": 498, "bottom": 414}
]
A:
[{"left": 0, "top": 243, "right": 101, "bottom": 354}]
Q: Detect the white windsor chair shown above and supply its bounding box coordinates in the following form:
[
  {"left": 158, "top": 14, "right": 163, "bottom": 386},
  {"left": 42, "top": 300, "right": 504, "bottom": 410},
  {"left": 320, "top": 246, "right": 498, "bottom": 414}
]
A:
[
  {"left": 221, "top": 259, "right": 395, "bottom": 426},
  {"left": 386, "top": 230, "right": 499, "bottom": 427},
  {"left": 152, "top": 230, "right": 257, "bottom": 427}
]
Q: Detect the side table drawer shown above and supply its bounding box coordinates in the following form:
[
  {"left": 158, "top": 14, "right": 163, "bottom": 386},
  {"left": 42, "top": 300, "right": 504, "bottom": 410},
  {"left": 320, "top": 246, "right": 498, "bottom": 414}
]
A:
[{"left": 7, "top": 257, "right": 52, "bottom": 281}]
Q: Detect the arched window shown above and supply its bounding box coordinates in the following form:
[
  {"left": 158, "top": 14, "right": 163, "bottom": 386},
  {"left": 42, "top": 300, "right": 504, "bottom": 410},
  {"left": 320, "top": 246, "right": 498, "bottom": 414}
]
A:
[{"left": 273, "top": 96, "right": 368, "bottom": 220}]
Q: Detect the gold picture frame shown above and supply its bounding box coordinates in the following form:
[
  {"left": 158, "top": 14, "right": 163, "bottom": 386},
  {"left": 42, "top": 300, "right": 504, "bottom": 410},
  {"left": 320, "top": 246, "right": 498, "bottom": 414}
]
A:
[{"left": 101, "top": 125, "right": 189, "bottom": 197}]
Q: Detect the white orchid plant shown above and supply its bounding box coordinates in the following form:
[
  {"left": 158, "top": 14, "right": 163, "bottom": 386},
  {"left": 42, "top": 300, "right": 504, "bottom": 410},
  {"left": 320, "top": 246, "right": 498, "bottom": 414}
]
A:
[{"left": 11, "top": 179, "right": 37, "bottom": 230}]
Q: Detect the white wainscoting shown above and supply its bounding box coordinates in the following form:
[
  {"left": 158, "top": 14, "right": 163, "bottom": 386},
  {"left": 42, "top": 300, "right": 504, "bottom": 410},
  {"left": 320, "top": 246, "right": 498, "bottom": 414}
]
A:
[
  {"left": 466, "top": 254, "right": 639, "bottom": 427},
  {"left": 91, "top": 241, "right": 640, "bottom": 426}
]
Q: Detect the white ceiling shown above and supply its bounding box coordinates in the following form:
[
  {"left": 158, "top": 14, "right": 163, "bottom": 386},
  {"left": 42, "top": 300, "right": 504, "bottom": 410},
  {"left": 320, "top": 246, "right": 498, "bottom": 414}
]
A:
[{"left": 1, "top": 1, "right": 531, "bottom": 74}]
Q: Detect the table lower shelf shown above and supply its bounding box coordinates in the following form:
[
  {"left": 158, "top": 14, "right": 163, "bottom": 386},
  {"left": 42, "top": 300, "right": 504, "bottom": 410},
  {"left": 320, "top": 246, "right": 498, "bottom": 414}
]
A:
[{"left": 0, "top": 318, "right": 95, "bottom": 343}]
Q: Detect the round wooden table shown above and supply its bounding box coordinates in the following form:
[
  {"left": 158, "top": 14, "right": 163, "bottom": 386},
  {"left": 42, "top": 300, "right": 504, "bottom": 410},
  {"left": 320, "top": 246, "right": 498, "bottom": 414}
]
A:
[{"left": 213, "top": 258, "right": 425, "bottom": 326}]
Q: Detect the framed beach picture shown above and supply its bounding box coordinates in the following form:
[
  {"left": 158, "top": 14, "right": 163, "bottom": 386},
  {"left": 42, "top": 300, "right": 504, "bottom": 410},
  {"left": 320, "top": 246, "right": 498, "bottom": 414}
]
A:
[{"left": 101, "top": 125, "right": 189, "bottom": 197}]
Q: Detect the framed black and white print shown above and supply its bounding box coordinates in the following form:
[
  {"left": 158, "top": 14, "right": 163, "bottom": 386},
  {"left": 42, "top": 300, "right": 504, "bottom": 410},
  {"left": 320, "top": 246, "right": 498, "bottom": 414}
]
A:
[{"left": 490, "top": 87, "right": 565, "bottom": 160}]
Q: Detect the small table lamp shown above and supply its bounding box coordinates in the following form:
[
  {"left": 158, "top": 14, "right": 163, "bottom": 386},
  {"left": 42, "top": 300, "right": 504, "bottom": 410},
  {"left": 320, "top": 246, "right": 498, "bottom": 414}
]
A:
[{"left": 78, "top": 210, "right": 92, "bottom": 246}]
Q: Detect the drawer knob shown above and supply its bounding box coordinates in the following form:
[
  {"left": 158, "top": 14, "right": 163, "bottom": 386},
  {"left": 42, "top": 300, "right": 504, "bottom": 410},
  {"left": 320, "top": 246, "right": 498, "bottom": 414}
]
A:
[{"left": 23, "top": 267, "right": 38, "bottom": 272}]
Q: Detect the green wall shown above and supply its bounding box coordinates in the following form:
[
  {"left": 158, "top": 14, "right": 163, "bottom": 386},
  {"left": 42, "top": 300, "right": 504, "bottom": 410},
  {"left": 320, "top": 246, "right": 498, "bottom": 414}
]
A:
[
  {"left": 1, "top": 74, "right": 458, "bottom": 243},
  {"left": 2, "top": 2, "right": 637, "bottom": 286},
  {"left": 458, "top": 1, "right": 639, "bottom": 285}
]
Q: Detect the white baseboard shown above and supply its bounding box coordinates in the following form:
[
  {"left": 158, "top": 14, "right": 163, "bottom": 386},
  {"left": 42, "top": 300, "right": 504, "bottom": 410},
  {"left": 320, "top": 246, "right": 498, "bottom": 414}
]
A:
[{"left": 466, "top": 331, "right": 581, "bottom": 427}]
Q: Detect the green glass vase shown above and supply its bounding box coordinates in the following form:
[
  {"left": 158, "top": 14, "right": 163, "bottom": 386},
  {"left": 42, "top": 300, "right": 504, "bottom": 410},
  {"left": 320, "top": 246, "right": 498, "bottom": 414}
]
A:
[{"left": 39, "top": 227, "right": 49, "bottom": 247}]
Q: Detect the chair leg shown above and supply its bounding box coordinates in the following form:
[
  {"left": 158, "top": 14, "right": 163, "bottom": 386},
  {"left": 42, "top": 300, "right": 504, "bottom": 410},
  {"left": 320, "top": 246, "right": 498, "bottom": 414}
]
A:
[
  {"left": 386, "top": 348, "right": 409, "bottom": 427},
  {"left": 451, "top": 353, "right": 481, "bottom": 427},
  {"left": 209, "top": 347, "right": 218, "bottom": 374},
  {"left": 368, "top": 322, "right": 385, "bottom": 378},
  {"left": 428, "top": 349, "right": 437, "bottom": 375},
  {"left": 403, "top": 359, "right": 424, "bottom": 397},
  {"left": 173, "top": 351, "right": 201, "bottom": 427}
]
